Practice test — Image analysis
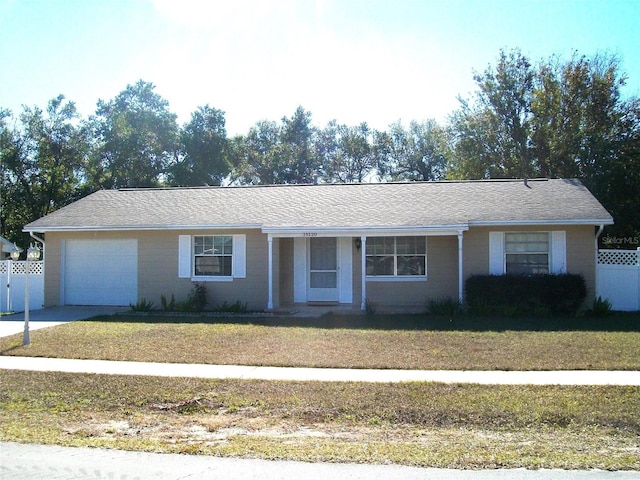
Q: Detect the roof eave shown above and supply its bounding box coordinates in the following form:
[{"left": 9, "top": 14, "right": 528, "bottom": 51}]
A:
[
  {"left": 262, "top": 225, "right": 470, "bottom": 237},
  {"left": 23, "top": 224, "right": 264, "bottom": 233},
  {"left": 468, "top": 218, "right": 614, "bottom": 227}
]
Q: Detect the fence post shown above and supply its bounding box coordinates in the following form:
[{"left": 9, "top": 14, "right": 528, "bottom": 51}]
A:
[{"left": 637, "top": 248, "right": 640, "bottom": 311}]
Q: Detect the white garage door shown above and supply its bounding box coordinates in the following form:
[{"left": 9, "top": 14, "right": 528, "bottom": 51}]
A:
[{"left": 64, "top": 239, "right": 137, "bottom": 306}]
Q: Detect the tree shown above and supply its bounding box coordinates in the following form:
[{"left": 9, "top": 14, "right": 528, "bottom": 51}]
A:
[
  {"left": 1, "top": 96, "right": 87, "bottom": 246},
  {"left": 449, "top": 50, "right": 632, "bottom": 181},
  {"left": 89, "top": 80, "right": 179, "bottom": 188},
  {"left": 448, "top": 49, "right": 640, "bottom": 241},
  {"left": 530, "top": 54, "right": 626, "bottom": 179},
  {"left": 321, "top": 122, "right": 377, "bottom": 183},
  {"left": 376, "top": 120, "right": 449, "bottom": 181},
  {"left": 169, "top": 105, "right": 229, "bottom": 186},
  {"left": 316, "top": 121, "right": 378, "bottom": 183},
  {"left": 449, "top": 49, "right": 535, "bottom": 179},
  {"left": 277, "top": 106, "right": 319, "bottom": 184},
  {"left": 228, "top": 120, "right": 282, "bottom": 185},
  {"left": 589, "top": 96, "right": 640, "bottom": 243},
  {"left": 229, "top": 106, "right": 320, "bottom": 185}
]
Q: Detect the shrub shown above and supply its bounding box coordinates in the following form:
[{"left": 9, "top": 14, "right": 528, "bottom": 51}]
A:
[
  {"left": 592, "top": 296, "right": 613, "bottom": 317},
  {"left": 465, "top": 274, "right": 587, "bottom": 316},
  {"left": 188, "top": 283, "right": 208, "bottom": 312},
  {"left": 365, "top": 298, "right": 377, "bottom": 315},
  {"left": 176, "top": 283, "right": 208, "bottom": 312},
  {"left": 160, "top": 294, "right": 177, "bottom": 312},
  {"left": 130, "top": 298, "right": 155, "bottom": 312},
  {"left": 427, "top": 297, "right": 463, "bottom": 316},
  {"left": 215, "top": 300, "right": 248, "bottom": 313}
]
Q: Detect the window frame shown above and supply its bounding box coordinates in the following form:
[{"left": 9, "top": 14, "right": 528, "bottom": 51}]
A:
[
  {"left": 365, "top": 236, "right": 427, "bottom": 281},
  {"left": 504, "top": 232, "right": 550, "bottom": 275},
  {"left": 193, "top": 235, "right": 234, "bottom": 278}
]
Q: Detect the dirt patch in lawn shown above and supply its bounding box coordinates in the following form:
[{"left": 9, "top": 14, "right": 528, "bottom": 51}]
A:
[{"left": 2, "top": 371, "right": 639, "bottom": 469}]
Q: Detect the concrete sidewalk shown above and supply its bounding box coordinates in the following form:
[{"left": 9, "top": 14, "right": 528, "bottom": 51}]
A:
[
  {"left": 2, "top": 306, "right": 639, "bottom": 386},
  {"left": 1, "top": 442, "right": 637, "bottom": 480},
  {"left": 2, "top": 355, "right": 640, "bottom": 385}
]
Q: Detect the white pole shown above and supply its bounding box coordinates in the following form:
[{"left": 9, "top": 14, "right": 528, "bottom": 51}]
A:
[
  {"left": 360, "top": 236, "right": 367, "bottom": 310},
  {"left": 458, "top": 231, "right": 464, "bottom": 304},
  {"left": 23, "top": 255, "right": 30, "bottom": 346},
  {"left": 6, "top": 259, "right": 11, "bottom": 312},
  {"left": 267, "top": 235, "right": 274, "bottom": 310}
]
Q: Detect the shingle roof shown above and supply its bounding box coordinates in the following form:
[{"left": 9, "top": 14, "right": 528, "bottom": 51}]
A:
[{"left": 24, "top": 179, "right": 613, "bottom": 233}]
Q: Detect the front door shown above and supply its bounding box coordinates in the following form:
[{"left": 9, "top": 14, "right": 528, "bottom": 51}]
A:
[{"left": 307, "top": 237, "right": 339, "bottom": 302}]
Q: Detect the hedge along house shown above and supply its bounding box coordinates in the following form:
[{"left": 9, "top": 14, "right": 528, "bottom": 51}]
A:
[{"left": 24, "top": 178, "right": 613, "bottom": 312}]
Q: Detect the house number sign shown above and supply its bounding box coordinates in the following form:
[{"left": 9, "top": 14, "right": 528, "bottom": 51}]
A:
[{"left": 303, "top": 232, "right": 318, "bottom": 237}]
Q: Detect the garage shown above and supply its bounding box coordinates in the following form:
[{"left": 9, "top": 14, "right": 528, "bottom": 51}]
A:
[{"left": 63, "top": 239, "right": 137, "bottom": 306}]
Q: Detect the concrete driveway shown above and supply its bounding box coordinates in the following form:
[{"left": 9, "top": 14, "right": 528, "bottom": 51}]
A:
[{"left": 0, "top": 306, "right": 128, "bottom": 338}]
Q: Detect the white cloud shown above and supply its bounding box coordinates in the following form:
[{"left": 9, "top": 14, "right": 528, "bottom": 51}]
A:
[
  {"left": 144, "top": 0, "right": 467, "bottom": 134},
  {"left": 150, "top": 0, "right": 302, "bottom": 30}
]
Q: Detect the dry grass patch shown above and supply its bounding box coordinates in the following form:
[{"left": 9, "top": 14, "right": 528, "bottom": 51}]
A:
[
  {"left": 1, "top": 370, "right": 638, "bottom": 469},
  {"left": 2, "top": 315, "right": 640, "bottom": 370}
]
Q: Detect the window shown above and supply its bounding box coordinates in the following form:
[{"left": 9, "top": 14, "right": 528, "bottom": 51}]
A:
[
  {"left": 505, "top": 232, "right": 549, "bottom": 275},
  {"left": 193, "top": 235, "right": 233, "bottom": 277},
  {"left": 366, "top": 236, "right": 426, "bottom": 277}
]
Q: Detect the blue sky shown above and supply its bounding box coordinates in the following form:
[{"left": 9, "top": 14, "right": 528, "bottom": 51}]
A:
[{"left": 1, "top": 0, "right": 638, "bottom": 135}]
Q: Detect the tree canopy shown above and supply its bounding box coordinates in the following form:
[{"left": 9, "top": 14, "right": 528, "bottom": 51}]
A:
[
  {"left": 169, "top": 105, "right": 229, "bottom": 187},
  {"left": 1, "top": 96, "right": 88, "bottom": 246},
  {"left": 89, "top": 80, "right": 179, "bottom": 189},
  {"left": 448, "top": 49, "right": 639, "bottom": 242},
  {"left": 1, "top": 49, "right": 638, "bottom": 247}
]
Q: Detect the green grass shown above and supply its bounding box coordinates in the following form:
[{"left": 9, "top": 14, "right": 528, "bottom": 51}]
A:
[
  {"left": 1, "top": 370, "right": 638, "bottom": 470},
  {"left": 2, "top": 313, "right": 638, "bottom": 468},
  {"left": 2, "top": 313, "right": 640, "bottom": 370}
]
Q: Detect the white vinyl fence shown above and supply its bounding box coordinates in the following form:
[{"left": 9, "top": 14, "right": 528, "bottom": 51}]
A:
[
  {"left": 0, "top": 260, "right": 44, "bottom": 313},
  {"left": 596, "top": 249, "right": 640, "bottom": 311}
]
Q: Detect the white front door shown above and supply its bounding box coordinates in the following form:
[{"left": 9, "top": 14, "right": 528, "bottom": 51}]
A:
[{"left": 307, "top": 237, "right": 339, "bottom": 302}]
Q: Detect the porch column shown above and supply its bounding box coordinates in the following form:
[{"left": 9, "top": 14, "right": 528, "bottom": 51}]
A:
[
  {"left": 457, "top": 231, "right": 464, "bottom": 304},
  {"left": 267, "top": 235, "right": 274, "bottom": 310},
  {"left": 361, "top": 236, "right": 367, "bottom": 310}
]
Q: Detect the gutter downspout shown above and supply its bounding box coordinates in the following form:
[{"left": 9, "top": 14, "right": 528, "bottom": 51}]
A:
[{"left": 29, "top": 232, "right": 45, "bottom": 247}]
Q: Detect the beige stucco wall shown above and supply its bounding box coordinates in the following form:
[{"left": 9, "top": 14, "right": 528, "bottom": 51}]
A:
[
  {"left": 42, "top": 229, "right": 269, "bottom": 311},
  {"left": 463, "top": 225, "right": 597, "bottom": 303},
  {"left": 364, "top": 235, "right": 459, "bottom": 309},
  {"left": 42, "top": 225, "right": 598, "bottom": 311},
  {"left": 140, "top": 228, "right": 269, "bottom": 310}
]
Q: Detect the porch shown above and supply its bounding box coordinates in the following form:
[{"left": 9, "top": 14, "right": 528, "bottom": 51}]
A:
[{"left": 264, "top": 229, "right": 466, "bottom": 312}]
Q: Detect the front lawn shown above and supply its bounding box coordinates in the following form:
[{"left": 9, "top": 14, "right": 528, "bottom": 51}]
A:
[
  {"left": 2, "top": 313, "right": 639, "bottom": 469},
  {"left": 1, "top": 313, "right": 639, "bottom": 370},
  {"left": 1, "top": 370, "right": 639, "bottom": 470}
]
